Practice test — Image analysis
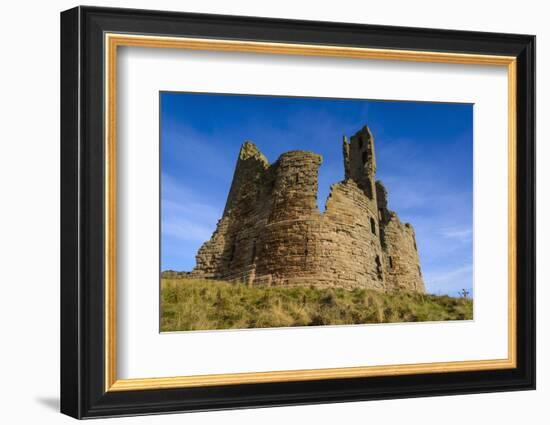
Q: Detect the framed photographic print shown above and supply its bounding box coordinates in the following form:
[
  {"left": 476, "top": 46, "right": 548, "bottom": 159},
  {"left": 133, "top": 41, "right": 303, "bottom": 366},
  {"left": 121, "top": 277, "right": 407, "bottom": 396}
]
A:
[{"left": 60, "top": 6, "right": 535, "bottom": 419}]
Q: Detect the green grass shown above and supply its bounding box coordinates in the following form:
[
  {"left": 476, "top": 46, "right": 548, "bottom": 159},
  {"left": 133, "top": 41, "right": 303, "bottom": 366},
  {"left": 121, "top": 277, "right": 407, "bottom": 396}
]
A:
[{"left": 160, "top": 278, "right": 473, "bottom": 332}]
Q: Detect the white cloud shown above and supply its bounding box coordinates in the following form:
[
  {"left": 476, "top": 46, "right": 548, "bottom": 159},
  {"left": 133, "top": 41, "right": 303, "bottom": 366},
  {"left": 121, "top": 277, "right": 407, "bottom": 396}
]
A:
[
  {"left": 163, "top": 123, "right": 235, "bottom": 179},
  {"left": 162, "top": 219, "right": 213, "bottom": 242},
  {"left": 161, "top": 173, "right": 222, "bottom": 243},
  {"left": 439, "top": 227, "right": 473, "bottom": 243},
  {"left": 424, "top": 264, "right": 473, "bottom": 296}
]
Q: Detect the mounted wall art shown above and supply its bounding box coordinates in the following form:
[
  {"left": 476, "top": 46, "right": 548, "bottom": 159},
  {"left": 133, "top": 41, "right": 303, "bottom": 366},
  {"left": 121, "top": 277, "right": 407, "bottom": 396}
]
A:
[{"left": 61, "top": 6, "right": 535, "bottom": 419}]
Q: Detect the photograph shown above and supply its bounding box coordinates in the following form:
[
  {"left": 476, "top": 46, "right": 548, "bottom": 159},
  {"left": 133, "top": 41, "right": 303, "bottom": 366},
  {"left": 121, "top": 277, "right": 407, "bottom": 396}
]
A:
[{"left": 160, "top": 92, "right": 474, "bottom": 332}]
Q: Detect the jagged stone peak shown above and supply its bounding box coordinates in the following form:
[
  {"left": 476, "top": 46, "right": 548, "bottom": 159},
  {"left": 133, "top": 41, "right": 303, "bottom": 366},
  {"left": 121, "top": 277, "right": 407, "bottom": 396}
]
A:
[
  {"left": 355, "top": 125, "right": 374, "bottom": 139},
  {"left": 238, "top": 141, "right": 269, "bottom": 166},
  {"left": 343, "top": 125, "right": 374, "bottom": 142}
]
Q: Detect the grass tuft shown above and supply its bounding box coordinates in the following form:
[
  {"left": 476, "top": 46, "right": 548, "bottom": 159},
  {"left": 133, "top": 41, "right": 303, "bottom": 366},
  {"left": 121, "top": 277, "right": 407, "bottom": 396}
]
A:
[{"left": 160, "top": 278, "right": 473, "bottom": 332}]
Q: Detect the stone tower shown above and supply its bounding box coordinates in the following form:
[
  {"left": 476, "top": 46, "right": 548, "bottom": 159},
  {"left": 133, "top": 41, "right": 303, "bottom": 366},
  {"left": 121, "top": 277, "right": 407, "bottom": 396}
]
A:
[
  {"left": 343, "top": 125, "right": 377, "bottom": 199},
  {"left": 191, "top": 125, "right": 426, "bottom": 293}
]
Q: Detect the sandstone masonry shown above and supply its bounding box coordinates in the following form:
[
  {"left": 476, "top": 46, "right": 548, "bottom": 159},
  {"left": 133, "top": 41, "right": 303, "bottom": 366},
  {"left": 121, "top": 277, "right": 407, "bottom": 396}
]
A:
[{"left": 190, "top": 125, "right": 426, "bottom": 293}]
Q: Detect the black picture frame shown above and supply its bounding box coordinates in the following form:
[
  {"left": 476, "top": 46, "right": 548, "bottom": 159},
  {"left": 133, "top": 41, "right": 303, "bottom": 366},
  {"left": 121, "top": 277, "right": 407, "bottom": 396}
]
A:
[{"left": 60, "top": 5, "right": 535, "bottom": 419}]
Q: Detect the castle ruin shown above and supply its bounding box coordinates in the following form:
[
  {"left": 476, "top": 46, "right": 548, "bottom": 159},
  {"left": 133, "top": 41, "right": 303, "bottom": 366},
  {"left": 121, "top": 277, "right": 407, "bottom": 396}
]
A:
[{"left": 190, "top": 125, "right": 425, "bottom": 293}]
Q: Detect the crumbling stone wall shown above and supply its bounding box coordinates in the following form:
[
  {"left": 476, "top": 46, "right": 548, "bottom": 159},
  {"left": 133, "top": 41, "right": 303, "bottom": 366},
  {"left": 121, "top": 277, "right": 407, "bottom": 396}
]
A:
[
  {"left": 376, "top": 181, "right": 426, "bottom": 292},
  {"left": 190, "top": 125, "right": 425, "bottom": 293}
]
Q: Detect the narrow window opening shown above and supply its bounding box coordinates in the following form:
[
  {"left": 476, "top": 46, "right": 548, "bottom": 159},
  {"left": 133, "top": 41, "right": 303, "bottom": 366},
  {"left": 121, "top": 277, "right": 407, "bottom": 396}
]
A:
[
  {"left": 375, "top": 255, "right": 383, "bottom": 280},
  {"left": 228, "top": 242, "right": 236, "bottom": 264},
  {"left": 370, "top": 217, "right": 376, "bottom": 235},
  {"left": 295, "top": 173, "right": 299, "bottom": 184},
  {"left": 389, "top": 256, "right": 393, "bottom": 269},
  {"left": 413, "top": 239, "right": 417, "bottom": 250},
  {"left": 418, "top": 265, "right": 422, "bottom": 277}
]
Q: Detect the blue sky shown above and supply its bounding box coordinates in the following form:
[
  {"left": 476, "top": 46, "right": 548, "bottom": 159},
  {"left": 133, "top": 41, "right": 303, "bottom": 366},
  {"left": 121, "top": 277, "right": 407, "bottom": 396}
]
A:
[{"left": 161, "top": 92, "right": 473, "bottom": 297}]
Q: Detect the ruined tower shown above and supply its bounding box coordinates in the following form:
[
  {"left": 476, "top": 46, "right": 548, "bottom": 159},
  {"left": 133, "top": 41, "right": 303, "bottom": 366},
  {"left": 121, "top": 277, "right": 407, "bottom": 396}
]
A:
[{"left": 191, "top": 125, "right": 425, "bottom": 293}]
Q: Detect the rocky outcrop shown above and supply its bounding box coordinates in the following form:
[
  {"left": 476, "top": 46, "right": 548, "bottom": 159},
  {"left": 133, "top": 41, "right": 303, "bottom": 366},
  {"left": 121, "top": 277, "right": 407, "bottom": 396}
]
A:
[{"left": 190, "top": 125, "right": 425, "bottom": 293}]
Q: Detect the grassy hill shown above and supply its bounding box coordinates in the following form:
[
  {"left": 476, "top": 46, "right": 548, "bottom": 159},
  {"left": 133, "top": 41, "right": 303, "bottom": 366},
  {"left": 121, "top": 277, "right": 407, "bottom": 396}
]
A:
[{"left": 160, "top": 278, "right": 473, "bottom": 332}]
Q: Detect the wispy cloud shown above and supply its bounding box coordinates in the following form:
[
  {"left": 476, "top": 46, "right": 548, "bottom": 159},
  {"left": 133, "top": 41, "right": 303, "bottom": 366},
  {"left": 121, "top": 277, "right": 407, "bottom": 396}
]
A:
[
  {"left": 424, "top": 264, "right": 473, "bottom": 296},
  {"left": 162, "top": 175, "right": 221, "bottom": 224},
  {"left": 439, "top": 227, "right": 473, "bottom": 243},
  {"left": 161, "top": 173, "right": 222, "bottom": 249},
  {"left": 162, "top": 217, "right": 213, "bottom": 242},
  {"left": 162, "top": 122, "right": 235, "bottom": 180}
]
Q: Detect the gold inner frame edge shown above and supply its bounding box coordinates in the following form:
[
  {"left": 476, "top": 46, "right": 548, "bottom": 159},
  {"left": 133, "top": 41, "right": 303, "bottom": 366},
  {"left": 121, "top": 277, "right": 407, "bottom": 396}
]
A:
[{"left": 104, "top": 33, "right": 518, "bottom": 392}]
